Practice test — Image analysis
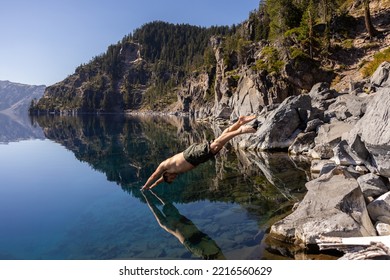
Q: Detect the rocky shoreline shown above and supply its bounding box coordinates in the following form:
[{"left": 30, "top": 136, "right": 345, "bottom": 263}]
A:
[
  {"left": 127, "top": 62, "right": 390, "bottom": 259},
  {"left": 130, "top": 62, "right": 390, "bottom": 259},
  {"left": 231, "top": 62, "right": 390, "bottom": 259}
]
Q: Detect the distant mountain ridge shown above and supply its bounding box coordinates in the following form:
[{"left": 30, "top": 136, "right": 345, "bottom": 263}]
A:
[
  {"left": 0, "top": 80, "right": 46, "bottom": 143},
  {"left": 0, "top": 80, "right": 45, "bottom": 115}
]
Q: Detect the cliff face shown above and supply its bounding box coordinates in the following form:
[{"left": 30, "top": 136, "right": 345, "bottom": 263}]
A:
[
  {"left": 35, "top": 42, "right": 150, "bottom": 114},
  {"left": 177, "top": 37, "right": 334, "bottom": 119}
]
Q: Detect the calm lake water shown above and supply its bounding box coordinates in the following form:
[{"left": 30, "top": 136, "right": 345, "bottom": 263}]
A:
[{"left": 0, "top": 113, "right": 311, "bottom": 260}]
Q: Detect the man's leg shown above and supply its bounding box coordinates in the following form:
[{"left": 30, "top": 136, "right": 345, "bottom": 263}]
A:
[
  {"left": 220, "top": 116, "right": 256, "bottom": 135},
  {"left": 210, "top": 116, "right": 257, "bottom": 154}
]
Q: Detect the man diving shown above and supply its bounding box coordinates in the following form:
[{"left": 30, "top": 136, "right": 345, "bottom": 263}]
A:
[{"left": 141, "top": 115, "right": 258, "bottom": 190}]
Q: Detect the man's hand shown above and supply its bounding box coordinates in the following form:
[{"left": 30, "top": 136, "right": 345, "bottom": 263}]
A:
[{"left": 141, "top": 176, "right": 164, "bottom": 191}]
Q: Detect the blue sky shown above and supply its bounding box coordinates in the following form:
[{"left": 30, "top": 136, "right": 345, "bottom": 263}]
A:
[{"left": 0, "top": 0, "right": 259, "bottom": 86}]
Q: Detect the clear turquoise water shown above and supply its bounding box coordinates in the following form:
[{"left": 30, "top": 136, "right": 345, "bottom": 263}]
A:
[{"left": 0, "top": 114, "right": 308, "bottom": 260}]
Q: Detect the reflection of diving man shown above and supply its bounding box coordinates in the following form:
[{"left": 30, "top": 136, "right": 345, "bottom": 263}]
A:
[{"left": 142, "top": 191, "right": 226, "bottom": 260}]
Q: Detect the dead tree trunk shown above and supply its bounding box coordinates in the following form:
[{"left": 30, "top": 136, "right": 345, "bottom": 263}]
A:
[
  {"left": 363, "top": 0, "right": 379, "bottom": 37},
  {"left": 317, "top": 236, "right": 390, "bottom": 259}
]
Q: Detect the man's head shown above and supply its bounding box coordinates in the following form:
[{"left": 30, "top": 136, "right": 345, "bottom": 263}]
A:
[{"left": 162, "top": 172, "right": 178, "bottom": 183}]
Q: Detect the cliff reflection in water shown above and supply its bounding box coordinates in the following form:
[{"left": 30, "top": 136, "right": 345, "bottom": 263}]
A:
[{"left": 33, "top": 114, "right": 309, "bottom": 259}]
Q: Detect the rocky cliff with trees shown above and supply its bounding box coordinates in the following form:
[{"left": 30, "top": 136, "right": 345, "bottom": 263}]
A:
[{"left": 30, "top": 0, "right": 389, "bottom": 118}]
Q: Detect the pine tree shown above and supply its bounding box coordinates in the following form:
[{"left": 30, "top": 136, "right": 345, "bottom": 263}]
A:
[
  {"left": 267, "top": 0, "right": 302, "bottom": 40},
  {"left": 301, "top": 0, "right": 316, "bottom": 58}
]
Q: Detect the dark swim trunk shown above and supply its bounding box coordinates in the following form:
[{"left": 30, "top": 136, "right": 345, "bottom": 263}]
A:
[{"left": 183, "top": 141, "right": 215, "bottom": 166}]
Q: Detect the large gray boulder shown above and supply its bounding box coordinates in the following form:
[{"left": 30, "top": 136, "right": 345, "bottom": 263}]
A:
[
  {"left": 309, "top": 82, "right": 340, "bottom": 111},
  {"left": 370, "top": 61, "right": 390, "bottom": 88},
  {"left": 311, "top": 121, "right": 355, "bottom": 159},
  {"left": 325, "top": 93, "right": 368, "bottom": 121},
  {"left": 357, "top": 173, "right": 390, "bottom": 199},
  {"left": 242, "top": 94, "right": 312, "bottom": 150},
  {"left": 347, "top": 87, "right": 390, "bottom": 177},
  {"left": 332, "top": 140, "right": 365, "bottom": 166},
  {"left": 270, "top": 167, "right": 376, "bottom": 246},
  {"left": 288, "top": 131, "right": 316, "bottom": 155}
]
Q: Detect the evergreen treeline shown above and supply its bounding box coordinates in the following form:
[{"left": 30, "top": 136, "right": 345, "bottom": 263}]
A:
[
  {"left": 131, "top": 21, "right": 232, "bottom": 69},
  {"left": 247, "top": 0, "right": 357, "bottom": 61},
  {"left": 128, "top": 22, "right": 233, "bottom": 109}
]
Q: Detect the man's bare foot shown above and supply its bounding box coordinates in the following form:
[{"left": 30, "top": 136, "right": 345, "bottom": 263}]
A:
[{"left": 238, "top": 115, "right": 256, "bottom": 125}]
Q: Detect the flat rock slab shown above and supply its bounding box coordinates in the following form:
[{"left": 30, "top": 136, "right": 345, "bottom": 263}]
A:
[{"left": 270, "top": 167, "right": 376, "bottom": 246}]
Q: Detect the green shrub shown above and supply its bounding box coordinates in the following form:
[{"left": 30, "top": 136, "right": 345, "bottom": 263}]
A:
[
  {"left": 361, "top": 47, "right": 390, "bottom": 77},
  {"left": 253, "top": 46, "right": 284, "bottom": 74},
  {"left": 290, "top": 47, "right": 309, "bottom": 60}
]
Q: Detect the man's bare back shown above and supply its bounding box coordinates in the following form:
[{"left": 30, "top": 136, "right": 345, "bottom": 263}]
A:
[{"left": 160, "top": 152, "right": 196, "bottom": 174}]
